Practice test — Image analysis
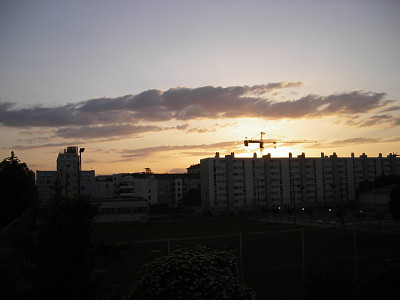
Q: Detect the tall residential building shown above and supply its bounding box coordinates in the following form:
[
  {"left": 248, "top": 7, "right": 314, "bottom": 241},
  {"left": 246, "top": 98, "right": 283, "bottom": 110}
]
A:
[
  {"left": 200, "top": 152, "right": 400, "bottom": 215},
  {"left": 57, "top": 146, "right": 80, "bottom": 199},
  {"left": 36, "top": 146, "right": 95, "bottom": 203}
]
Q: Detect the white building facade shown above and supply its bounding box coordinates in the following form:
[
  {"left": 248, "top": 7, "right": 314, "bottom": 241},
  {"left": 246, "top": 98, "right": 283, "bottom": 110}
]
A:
[
  {"left": 37, "top": 146, "right": 95, "bottom": 203},
  {"left": 112, "top": 173, "right": 158, "bottom": 206},
  {"left": 94, "top": 175, "right": 115, "bottom": 199},
  {"left": 92, "top": 198, "right": 149, "bottom": 223},
  {"left": 200, "top": 152, "right": 400, "bottom": 215}
]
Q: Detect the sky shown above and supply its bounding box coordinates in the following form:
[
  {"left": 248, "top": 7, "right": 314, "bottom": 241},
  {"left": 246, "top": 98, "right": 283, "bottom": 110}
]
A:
[{"left": 0, "top": 0, "right": 399, "bottom": 175}]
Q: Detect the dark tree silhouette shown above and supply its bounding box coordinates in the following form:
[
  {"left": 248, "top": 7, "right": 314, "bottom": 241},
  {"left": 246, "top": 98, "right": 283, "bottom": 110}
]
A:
[
  {"left": 334, "top": 206, "right": 347, "bottom": 226},
  {"left": 373, "top": 174, "right": 400, "bottom": 189},
  {"left": 286, "top": 207, "right": 295, "bottom": 216},
  {"left": 129, "top": 245, "right": 255, "bottom": 300},
  {"left": 357, "top": 175, "right": 400, "bottom": 202},
  {"left": 0, "top": 151, "right": 37, "bottom": 226},
  {"left": 306, "top": 207, "right": 315, "bottom": 221},
  {"left": 23, "top": 197, "right": 99, "bottom": 300},
  {"left": 270, "top": 207, "right": 280, "bottom": 217}
]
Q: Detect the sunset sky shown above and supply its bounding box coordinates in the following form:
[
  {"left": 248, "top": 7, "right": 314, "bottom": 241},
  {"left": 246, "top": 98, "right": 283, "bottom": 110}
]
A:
[{"left": 0, "top": 0, "right": 399, "bottom": 175}]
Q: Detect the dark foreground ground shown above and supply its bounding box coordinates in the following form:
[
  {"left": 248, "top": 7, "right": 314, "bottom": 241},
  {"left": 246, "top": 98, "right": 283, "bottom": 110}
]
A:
[{"left": 94, "top": 217, "right": 400, "bottom": 299}]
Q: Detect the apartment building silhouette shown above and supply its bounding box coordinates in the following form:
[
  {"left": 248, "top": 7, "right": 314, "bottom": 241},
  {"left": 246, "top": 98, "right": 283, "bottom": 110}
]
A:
[
  {"left": 200, "top": 152, "right": 400, "bottom": 215},
  {"left": 36, "top": 147, "right": 201, "bottom": 222},
  {"left": 37, "top": 147, "right": 399, "bottom": 218}
]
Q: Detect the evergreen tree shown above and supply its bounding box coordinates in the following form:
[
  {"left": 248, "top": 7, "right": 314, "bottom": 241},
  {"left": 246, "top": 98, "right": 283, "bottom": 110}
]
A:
[{"left": 0, "top": 152, "right": 37, "bottom": 226}]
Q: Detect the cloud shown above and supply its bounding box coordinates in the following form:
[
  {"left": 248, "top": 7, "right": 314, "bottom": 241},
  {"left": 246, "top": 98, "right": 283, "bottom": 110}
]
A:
[
  {"left": 176, "top": 124, "right": 189, "bottom": 130},
  {"left": 167, "top": 168, "right": 187, "bottom": 173},
  {"left": 332, "top": 137, "right": 381, "bottom": 145},
  {"left": 0, "top": 83, "right": 389, "bottom": 129},
  {"left": 55, "top": 124, "right": 164, "bottom": 139},
  {"left": 178, "top": 122, "right": 236, "bottom": 134},
  {"left": 345, "top": 114, "right": 400, "bottom": 127},
  {"left": 5, "top": 141, "right": 84, "bottom": 151},
  {"left": 187, "top": 128, "right": 216, "bottom": 133},
  {"left": 119, "top": 141, "right": 240, "bottom": 158},
  {"left": 379, "top": 106, "right": 400, "bottom": 113},
  {"left": 308, "top": 137, "right": 400, "bottom": 149}
]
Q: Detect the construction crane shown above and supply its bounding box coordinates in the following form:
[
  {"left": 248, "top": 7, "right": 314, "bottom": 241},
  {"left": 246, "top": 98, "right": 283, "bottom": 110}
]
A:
[
  {"left": 244, "top": 132, "right": 269, "bottom": 149},
  {"left": 244, "top": 132, "right": 314, "bottom": 151}
]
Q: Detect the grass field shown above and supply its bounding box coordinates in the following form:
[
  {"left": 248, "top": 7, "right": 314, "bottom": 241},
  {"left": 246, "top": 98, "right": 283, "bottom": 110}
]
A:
[{"left": 94, "top": 218, "right": 400, "bottom": 299}]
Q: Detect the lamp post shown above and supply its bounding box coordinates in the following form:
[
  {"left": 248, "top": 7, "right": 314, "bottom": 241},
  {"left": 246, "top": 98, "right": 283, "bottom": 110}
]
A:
[
  {"left": 66, "top": 164, "right": 70, "bottom": 199},
  {"left": 78, "top": 148, "right": 85, "bottom": 197}
]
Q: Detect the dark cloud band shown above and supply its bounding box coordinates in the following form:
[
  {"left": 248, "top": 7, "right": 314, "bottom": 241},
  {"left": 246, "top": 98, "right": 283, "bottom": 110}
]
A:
[{"left": 0, "top": 83, "right": 393, "bottom": 129}]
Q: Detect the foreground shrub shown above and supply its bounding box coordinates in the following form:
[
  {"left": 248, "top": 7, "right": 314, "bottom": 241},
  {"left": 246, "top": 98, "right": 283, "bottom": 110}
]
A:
[{"left": 129, "top": 245, "right": 255, "bottom": 299}]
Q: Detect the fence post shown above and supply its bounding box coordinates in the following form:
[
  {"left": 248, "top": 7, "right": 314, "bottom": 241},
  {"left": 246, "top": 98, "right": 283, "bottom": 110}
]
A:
[
  {"left": 353, "top": 227, "right": 358, "bottom": 281},
  {"left": 302, "top": 229, "right": 305, "bottom": 280},
  {"left": 239, "top": 233, "right": 243, "bottom": 282}
]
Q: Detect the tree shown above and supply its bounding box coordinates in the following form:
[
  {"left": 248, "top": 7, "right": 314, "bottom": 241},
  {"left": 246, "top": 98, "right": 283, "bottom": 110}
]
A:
[
  {"left": 0, "top": 151, "right": 37, "bottom": 226},
  {"left": 358, "top": 180, "right": 373, "bottom": 192},
  {"left": 334, "top": 206, "right": 347, "bottom": 226},
  {"left": 388, "top": 184, "right": 400, "bottom": 220},
  {"left": 306, "top": 207, "right": 315, "bottom": 221},
  {"left": 23, "top": 197, "right": 99, "bottom": 300},
  {"left": 129, "top": 245, "right": 255, "bottom": 300},
  {"left": 373, "top": 174, "right": 400, "bottom": 189}
]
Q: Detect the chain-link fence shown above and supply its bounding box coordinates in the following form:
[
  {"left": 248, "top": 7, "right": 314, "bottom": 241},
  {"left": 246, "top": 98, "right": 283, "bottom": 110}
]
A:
[{"left": 97, "top": 224, "right": 400, "bottom": 299}]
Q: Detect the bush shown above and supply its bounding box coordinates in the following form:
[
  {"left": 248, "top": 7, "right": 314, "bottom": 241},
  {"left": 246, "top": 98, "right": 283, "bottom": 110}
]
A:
[{"left": 129, "top": 245, "right": 255, "bottom": 299}]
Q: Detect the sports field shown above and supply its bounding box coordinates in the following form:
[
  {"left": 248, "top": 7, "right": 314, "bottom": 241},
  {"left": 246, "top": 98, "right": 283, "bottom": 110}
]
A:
[{"left": 94, "top": 218, "right": 400, "bottom": 299}]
